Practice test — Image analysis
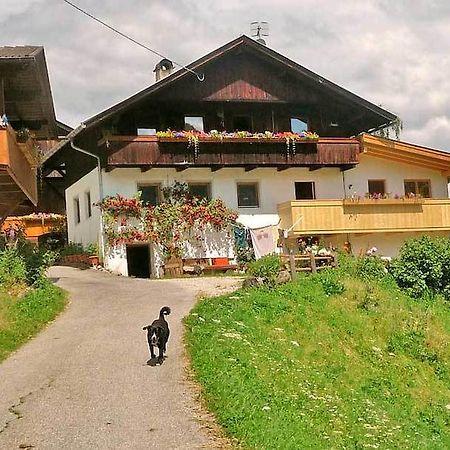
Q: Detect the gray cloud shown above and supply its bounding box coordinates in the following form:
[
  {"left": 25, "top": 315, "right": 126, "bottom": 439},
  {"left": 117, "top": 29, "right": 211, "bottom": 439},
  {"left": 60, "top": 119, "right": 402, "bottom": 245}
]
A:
[{"left": 1, "top": 0, "right": 449, "bottom": 150}]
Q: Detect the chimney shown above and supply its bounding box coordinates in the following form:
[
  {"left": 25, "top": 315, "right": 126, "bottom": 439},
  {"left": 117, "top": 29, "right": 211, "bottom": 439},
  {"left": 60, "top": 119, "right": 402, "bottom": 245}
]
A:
[{"left": 153, "top": 58, "right": 174, "bottom": 82}]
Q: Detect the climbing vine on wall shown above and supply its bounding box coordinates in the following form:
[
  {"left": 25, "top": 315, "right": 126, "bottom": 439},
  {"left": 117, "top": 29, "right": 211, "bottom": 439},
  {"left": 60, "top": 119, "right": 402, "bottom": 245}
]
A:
[{"left": 97, "top": 182, "right": 238, "bottom": 258}]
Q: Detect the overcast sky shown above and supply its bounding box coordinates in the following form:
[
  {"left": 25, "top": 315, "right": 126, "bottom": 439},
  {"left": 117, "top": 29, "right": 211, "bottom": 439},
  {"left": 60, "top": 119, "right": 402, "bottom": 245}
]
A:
[{"left": 2, "top": 0, "right": 450, "bottom": 149}]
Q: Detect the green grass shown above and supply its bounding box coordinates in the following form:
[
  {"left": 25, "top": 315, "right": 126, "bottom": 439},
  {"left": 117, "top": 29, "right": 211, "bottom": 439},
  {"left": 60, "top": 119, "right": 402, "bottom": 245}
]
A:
[
  {"left": 0, "top": 283, "right": 67, "bottom": 362},
  {"left": 185, "top": 272, "right": 450, "bottom": 449}
]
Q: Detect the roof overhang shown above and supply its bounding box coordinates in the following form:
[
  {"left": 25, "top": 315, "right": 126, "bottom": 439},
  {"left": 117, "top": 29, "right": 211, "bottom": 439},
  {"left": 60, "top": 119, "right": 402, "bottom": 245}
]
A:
[{"left": 360, "top": 133, "right": 450, "bottom": 173}]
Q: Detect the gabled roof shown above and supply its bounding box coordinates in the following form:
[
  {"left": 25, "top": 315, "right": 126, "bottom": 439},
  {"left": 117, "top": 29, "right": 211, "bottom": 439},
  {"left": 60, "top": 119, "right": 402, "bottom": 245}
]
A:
[
  {"left": 0, "top": 45, "right": 58, "bottom": 138},
  {"left": 82, "top": 35, "right": 397, "bottom": 129}
]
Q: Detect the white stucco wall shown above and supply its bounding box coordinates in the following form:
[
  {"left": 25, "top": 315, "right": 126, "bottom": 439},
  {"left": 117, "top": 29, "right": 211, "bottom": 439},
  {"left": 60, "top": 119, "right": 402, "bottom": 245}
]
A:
[
  {"left": 344, "top": 154, "right": 448, "bottom": 199},
  {"left": 65, "top": 159, "right": 450, "bottom": 275},
  {"left": 66, "top": 168, "right": 101, "bottom": 248}
]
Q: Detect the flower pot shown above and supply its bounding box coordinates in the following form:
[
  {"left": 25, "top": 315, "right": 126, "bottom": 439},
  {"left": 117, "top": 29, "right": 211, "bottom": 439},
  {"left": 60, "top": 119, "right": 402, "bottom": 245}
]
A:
[
  {"left": 89, "top": 255, "right": 99, "bottom": 266},
  {"left": 213, "top": 257, "right": 229, "bottom": 266}
]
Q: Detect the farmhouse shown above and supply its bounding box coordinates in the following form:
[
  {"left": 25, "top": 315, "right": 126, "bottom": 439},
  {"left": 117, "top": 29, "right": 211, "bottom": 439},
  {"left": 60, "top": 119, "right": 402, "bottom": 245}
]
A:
[
  {"left": 0, "top": 46, "right": 73, "bottom": 246},
  {"left": 61, "top": 35, "right": 450, "bottom": 277}
]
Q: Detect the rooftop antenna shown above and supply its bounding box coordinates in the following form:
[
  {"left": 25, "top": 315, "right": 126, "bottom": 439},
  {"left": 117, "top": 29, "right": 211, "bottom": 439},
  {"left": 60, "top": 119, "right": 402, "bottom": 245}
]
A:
[{"left": 251, "top": 21, "right": 269, "bottom": 45}]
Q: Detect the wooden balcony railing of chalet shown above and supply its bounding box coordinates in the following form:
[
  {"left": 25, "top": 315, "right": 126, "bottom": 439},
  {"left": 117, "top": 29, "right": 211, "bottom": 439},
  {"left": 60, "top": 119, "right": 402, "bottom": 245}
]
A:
[
  {"left": 0, "top": 125, "right": 38, "bottom": 220},
  {"left": 278, "top": 198, "right": 450, "bottom": 235},
  {"left": 102, "top": 135, "right": 360, "bottom": 170}
]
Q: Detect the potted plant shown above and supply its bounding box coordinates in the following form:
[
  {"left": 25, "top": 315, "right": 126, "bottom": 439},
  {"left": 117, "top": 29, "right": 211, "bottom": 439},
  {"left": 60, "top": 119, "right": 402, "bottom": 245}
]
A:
[{"left": 86, "top": 242, "right": 99, "bottom": 266}]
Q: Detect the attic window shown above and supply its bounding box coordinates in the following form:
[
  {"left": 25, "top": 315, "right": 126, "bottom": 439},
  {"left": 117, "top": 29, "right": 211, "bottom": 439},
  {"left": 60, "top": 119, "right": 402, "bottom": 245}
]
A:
[
  {"left": 291, "top": 118, "right": 308, "bottom": 133},
  {"left": 184, "top": 116, "right": 204, "bottom": 132}
]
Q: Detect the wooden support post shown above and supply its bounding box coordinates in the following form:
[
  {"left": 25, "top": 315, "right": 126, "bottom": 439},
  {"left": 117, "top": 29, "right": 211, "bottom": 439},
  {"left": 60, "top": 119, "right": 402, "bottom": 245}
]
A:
[
  {"left": 310, "top": 252, "right": 317, "bottom": 273},
  {"left": 289, "top": 250, "right": 297, "bottom": 281}
]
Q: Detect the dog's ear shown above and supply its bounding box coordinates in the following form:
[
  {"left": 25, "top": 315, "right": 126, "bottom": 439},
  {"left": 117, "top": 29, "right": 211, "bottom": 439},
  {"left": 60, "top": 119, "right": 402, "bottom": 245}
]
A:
[{"left": 143, "top": 325, "right": 149, "bottom": 330}]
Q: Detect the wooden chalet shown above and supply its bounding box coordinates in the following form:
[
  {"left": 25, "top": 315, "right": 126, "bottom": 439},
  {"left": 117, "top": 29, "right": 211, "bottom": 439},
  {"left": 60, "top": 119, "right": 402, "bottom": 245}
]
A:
[
  {"left": 61, "top": 35, "right": 450, "bottom": 276},
  {"left": 0, "top": 46, "right": 61, "bottom": 224},
  {"left": 51, "top": 35, "right": 397, "bottom": 175}
]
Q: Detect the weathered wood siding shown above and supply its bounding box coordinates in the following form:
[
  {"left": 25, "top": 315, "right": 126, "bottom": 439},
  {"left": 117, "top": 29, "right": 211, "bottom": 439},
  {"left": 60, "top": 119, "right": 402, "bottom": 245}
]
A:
[{"left": 105, "top": 137, "right": 360, "bottom": 168}]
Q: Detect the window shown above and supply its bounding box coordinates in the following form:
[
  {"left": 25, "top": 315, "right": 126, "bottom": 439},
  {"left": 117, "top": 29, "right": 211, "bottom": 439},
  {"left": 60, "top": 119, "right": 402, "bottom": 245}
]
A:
[
  {"left": 137, "top": 128, "right": 156, "bottom": 136},
  {"left": 237, "top": 182, "right": 259, "bottom": 208},
  {"left": 85, "top": 191, "right": 92, "bottom": 218},
  {"left": 233, "top": 115, "right": 252, "bottom": 131},
  {"left": 368, "top": 180, "right": 386, "bottom": 196},
  {"left": 184, "top": 116, "right": 204, "bottom": 132},
  {"left": 291, "top": 118, "right": 308, "bottom": 133},
  {"left": 404, "top": 180, "right": 431, "bottom": 198},
  {"left": 138, "top": 184, "right": 161, "bottom": 206},
  {"left": 74, "top": 197, "right": 81, "bottom": 224},
  {"left": 188, "top": 183, "right": 211, "bottom": 200},
  {"left": 295, "top": 182, "right": 316, "bottom": 199}
]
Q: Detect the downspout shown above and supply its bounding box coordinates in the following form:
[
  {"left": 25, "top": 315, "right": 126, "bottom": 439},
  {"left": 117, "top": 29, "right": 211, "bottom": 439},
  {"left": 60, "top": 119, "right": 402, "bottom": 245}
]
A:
[{"left": 68, "top": 124, "right": 106, "bottom": 264}]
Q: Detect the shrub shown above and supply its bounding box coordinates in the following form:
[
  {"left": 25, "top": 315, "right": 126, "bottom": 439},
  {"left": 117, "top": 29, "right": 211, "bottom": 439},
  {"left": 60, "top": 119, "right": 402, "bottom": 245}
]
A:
[
  {"left": 356, "top": 256, "right": 387, "bottom": 282},
  {"left": 389, "top": 235, "right": 450, "bottom": 299},
  {"left": 335, "top": 251, "right": 357, "bottom": 277},
  {"left": 316, "top": 269, "right": 345, "bottom": 296},
  {"left": 23, "top": 248, "right": 58, "bottom": 287},
  {"left": 247, "top": 254, "right": 281, "bottom": 285},
  {"left": 0, "top": 248, "right": 27, "bottom": 288}
]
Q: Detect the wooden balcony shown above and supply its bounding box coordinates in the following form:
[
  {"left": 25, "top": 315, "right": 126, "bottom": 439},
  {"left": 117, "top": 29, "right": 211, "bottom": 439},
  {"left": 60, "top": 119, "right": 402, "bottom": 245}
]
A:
[
  {"left": 103, "top": 136, "right": 360, "bottom": 171},
  {"left": 278, "top": 198, "right": 450, "bottom": 235},
  {"left": 0, "top": 125, "right": 38, "bottom": 222}
]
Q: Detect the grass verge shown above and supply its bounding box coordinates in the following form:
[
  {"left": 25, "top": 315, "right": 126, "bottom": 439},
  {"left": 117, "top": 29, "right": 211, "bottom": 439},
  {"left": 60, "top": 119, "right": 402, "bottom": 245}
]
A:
[
  {"left": 0, "top": 283, "right": 67, "bottom": 363},
  {"left": 185, "top": 272, "right": 450, "bottom": 449}
]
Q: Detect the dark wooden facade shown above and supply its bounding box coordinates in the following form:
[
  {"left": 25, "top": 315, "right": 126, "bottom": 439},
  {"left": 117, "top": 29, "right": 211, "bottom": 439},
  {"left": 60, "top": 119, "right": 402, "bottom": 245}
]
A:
[
  {"left": 104, "top": 136, "right": 360, "bottom": 171},
  {"left": 51, "top": 36, "right": 397, "bottom": 181}
]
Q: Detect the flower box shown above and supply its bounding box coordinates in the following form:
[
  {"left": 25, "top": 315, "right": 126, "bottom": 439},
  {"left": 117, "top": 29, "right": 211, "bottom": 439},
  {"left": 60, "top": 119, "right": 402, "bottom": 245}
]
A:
[{"left": 343, "top": 198, "right": 424, "bottom": 206}]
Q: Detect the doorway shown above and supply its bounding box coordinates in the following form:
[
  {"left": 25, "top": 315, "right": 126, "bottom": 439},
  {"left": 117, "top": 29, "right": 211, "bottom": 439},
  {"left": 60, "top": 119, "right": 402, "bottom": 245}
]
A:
[{"left": 126, "top": 244, "right": 151, "bottom": 278}]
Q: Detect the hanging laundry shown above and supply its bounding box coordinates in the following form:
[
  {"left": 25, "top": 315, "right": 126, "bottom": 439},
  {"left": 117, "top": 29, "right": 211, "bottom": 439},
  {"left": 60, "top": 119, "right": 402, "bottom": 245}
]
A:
[{"left": 250, "top": 225, "right": 278, "bottom": 259}]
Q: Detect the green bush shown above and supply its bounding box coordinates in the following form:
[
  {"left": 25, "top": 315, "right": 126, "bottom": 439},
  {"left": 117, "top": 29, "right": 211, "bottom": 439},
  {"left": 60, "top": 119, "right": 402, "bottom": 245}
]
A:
[
  {"left": 59, "top": 242, "right": 85, "bottom": 257},
  {"left": 0, "top": 248, "right": 27, "bottom": 288},
  {"left": 335, "top": 251, "right": 357, "bottom": 276},
  {"left": 316, "top": 269, "right": 345, "bottom": 296},
  {"left": 389, "top": 235, "right": 450, "bottom": 299},
  {"left": 247, "top": 254, "right": 281, "bottom": 284},
  {"left": 0, "top": 246, "right": 57, "bottom": 289},
  {"left": 356, "top": 256, "right": 387, "bottom": 281}
]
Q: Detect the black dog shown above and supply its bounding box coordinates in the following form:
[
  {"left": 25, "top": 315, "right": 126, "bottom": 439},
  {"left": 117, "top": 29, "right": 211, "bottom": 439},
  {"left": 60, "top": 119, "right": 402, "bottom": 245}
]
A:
[{"left": 143, "top": 306, "right": 171, "bottom": 364}]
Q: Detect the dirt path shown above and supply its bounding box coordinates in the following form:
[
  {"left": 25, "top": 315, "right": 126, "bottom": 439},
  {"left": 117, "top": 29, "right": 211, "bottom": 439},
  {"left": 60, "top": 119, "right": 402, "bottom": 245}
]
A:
[{"left": 0, "top": 267, "right": 240, "bottom": 449}]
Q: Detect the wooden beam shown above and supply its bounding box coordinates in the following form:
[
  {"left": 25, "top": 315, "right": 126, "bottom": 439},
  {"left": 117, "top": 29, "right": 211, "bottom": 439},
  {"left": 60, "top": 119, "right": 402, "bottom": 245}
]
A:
[
  {"left": 175, "top": 166, "right": 189, "bottom": 172},
  {"left": 244, "top": 165, "right": 257, "bottom": 172},
  {"left": 105, "top": 166, "right": 116, "bottom": 173},
  {"left": 340, "top": 164, "right": 356, "bottom": 172},
  {"left": 140, "top": 166, "right": 152, "bottom": 173},
  {"left": 309, "top": 165, "right": 324, "bottom": 172},
  {"left": 211, "top": 165, "right": 224, "bottom": 172},
  {"left": 277, "top": 166, "right": 291, "bottom": 172}
]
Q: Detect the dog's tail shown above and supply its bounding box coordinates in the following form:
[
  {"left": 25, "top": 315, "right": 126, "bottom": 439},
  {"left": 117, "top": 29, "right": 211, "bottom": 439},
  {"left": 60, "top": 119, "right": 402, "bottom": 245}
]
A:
[{"left": 159, "top": 306, "right": 171, "bottom": 318}]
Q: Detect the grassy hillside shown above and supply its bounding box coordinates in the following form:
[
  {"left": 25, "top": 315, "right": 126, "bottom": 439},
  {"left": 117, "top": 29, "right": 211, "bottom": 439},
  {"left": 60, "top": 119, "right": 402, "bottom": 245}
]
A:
[
  {"left": 185, "top": 268, "right": 450, "bottom": 449},
  {"left": 0, "top": 284, "right": 67, "bottom": 362}
]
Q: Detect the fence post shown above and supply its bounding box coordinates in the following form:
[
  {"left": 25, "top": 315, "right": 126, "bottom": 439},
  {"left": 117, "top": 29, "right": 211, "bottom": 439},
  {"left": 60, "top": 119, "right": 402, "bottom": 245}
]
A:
[
  {"left": 310, "top": 252, "right": 317, "bottom": 273},
  {"left": 289, "top": 250, "right": 297, "bottom": 281}
]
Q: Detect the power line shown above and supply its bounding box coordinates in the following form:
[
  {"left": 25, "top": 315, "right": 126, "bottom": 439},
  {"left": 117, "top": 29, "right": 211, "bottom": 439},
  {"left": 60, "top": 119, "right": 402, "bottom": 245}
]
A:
[{"left": 61, "top": 0, "right": 205, "bottom": 81}]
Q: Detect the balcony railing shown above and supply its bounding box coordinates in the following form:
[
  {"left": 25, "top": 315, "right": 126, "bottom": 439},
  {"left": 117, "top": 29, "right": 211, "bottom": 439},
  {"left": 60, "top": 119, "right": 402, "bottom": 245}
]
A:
[
  {"left": 102, "top": 135, "right": 360, "bottom": 170},
  {"left": 0, "top": 125, "right": 38, "bottom": 219},
  {"left": 278, "top": 198, "right": 450, "bottom": 235}
]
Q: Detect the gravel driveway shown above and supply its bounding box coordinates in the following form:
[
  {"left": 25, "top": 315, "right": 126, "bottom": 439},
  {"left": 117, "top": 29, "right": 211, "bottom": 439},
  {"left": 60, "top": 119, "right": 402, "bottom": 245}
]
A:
[{"left": 0, "top": 266, "right": 240, "bottom": 449}]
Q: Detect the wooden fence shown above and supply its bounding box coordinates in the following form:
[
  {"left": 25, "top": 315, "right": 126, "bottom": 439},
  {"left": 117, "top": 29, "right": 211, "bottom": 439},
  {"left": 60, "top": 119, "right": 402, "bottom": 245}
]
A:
[{"left": 281, "top": 252, "right": 336, "bottom": 280}]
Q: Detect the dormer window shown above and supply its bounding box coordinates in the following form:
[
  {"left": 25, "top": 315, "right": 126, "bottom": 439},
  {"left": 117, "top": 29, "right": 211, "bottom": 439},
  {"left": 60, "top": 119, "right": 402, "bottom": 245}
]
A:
[
  {"left": 291, "top": 118, "right": 308, "bottom": 133},
  {"left": 184, "top": 116, "right": 204, "bottom": 132}
]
